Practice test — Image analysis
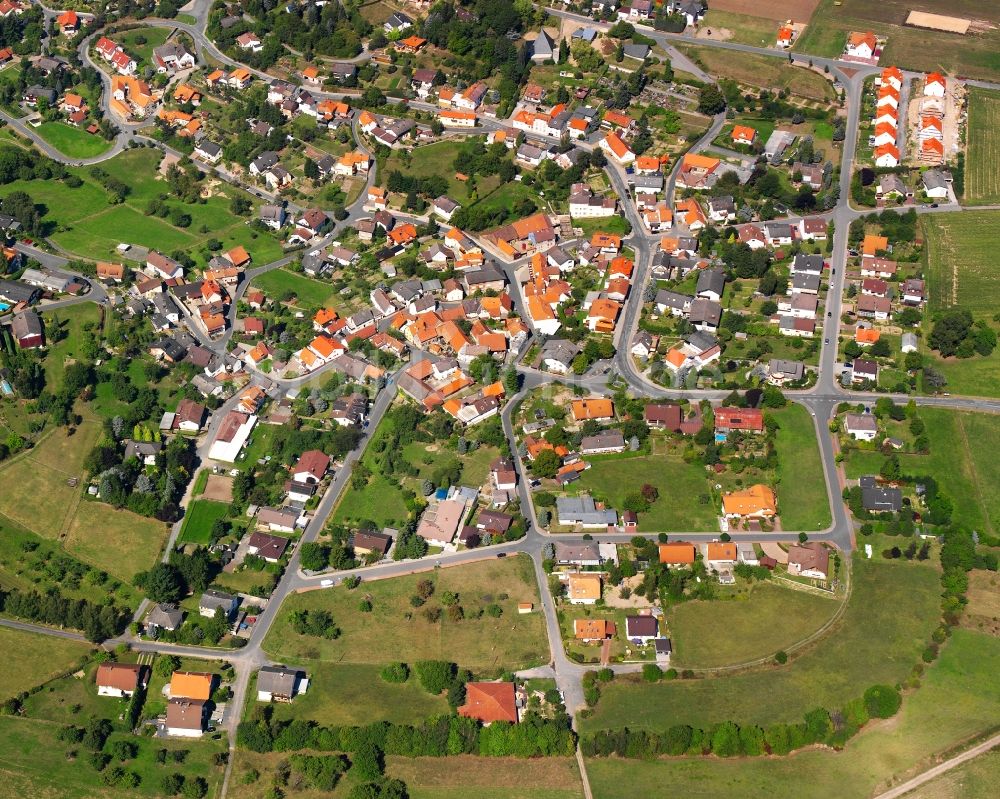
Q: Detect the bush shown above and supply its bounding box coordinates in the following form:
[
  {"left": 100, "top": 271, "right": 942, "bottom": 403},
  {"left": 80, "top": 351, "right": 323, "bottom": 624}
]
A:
[
  {"left": 379, "top": 662, "right": 409, "bottom": 683},
  {"left": 774, "top": 650, "right": 788, "bottom": 665},
  {"left": 414, "top": 660, "right": 456, "bottom": 694},
  {"left": 863, "top": 684, "right": 902, "bottom": 718},
  {"left": 641, "top": 663, "right": 662, "bottom": 682}
]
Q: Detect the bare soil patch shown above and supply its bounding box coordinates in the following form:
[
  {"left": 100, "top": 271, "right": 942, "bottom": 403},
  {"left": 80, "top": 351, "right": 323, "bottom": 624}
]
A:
[
  {"left": 708, "top": 0, "right": 821, "bottom": 23},
  {"left": 202, "top": 474, "right": 234, "bottom": 503}
]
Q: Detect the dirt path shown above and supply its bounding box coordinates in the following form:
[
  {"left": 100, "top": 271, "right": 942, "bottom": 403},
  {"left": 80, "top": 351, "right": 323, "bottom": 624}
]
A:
[{"left": 873, "top": 733, "right": 1000, "bottom": 799}]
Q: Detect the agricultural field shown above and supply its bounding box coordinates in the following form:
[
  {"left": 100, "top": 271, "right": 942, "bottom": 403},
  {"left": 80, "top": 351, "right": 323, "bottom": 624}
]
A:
[
  {"left": 586, "top": 629, "right": 1000, "bottom": 799},
  {"left": 579, "top": 556, "right": 940, "bottom": 733},
  {"left": 964, "top": 89, "right": 1000, "bottom": 205},
  {"left": 264, "top": 555, "right": 549, "bottom": 671},
  {"left": 676, "top": 45, "right": 836, "bottom": 103},
  {"left": 0, "top": 628, "right": 93, "bottom": 698},
  {"left": 843, "top": 408, "right": 1000, "bottom": 536},
  {"left": 667, "top": 582, "right": 841, "bottom": 669},
  {"left": 34, "top": 122, "right": 113, "bottom": 159},
  {"left": 920, "top": 211, "right": 1000, "bottom": 396},
  {"left": 699, "top": 10, "right": 786, "bottom": 47},
  {"left": 706, "top": 0, "right": 821, "bottom": 22},
  {"left": 794, "top": 0, "right": 1000, "bottom": 82},
  {"left": 0, "top": 420, "right": 170, "bottom": 583}
]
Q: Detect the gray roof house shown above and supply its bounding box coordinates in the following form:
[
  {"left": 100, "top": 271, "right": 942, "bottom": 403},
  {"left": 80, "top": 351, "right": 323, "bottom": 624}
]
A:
[
  {"left": 531, "top": 30, "right": 555, "bottom": 62},
  {"left": 556, "top": 495, "right": 618, "bottom": 528},
  {"left": 257, "top": 666, "right": 307, "bottom": 702},
  {"left": 198, "top": 589, "right": 237, "bottom": 619},
  {"left": 147, "top": 603, "right": 184, "bottom": 632},
  {"left": 539, "top": 338, "right": 580, "bottom": 373},
  {"left": 695, "top": 268, "right": 725, "bottom": 301},
  {"left": 580, "top": 430, "right": 626, "bottom": 454},
  {"left": 554, "top": 541, "right": 602, "bottom": 566}
]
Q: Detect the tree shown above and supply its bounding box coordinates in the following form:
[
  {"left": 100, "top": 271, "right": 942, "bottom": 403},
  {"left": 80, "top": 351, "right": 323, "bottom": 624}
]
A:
[
  {"left": 531, "top": 448, "right": 561, "bottom": 479},
  {"left": 864, "top": 684, "right": 902, "bottom": 718},
  {"left": 135, "top": 563, "right": 185, "bottom": 603},
  {"left": 299, "top": 543, "right": 330, "bottom": 571},
  {"left": 414, "top": 660, "right": 456, "bottom": 694},
  {"left": 379, "top": 662, "right": 409, "bottom": 683},
  {"left": 928, "top": 309, "right": 973, "bottom": 357},
  {"left": 697, "top": 84, "right": 727, "bottom": 115},
  {"left": 880, "top": 454, "right": 901, "bottom": 482}
]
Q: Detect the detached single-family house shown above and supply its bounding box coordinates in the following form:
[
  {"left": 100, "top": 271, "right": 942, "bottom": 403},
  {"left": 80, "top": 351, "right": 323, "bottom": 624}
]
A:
[
  {"left": 257, "top": 666, "right": 308, "bottom": 702},
  {"left": 625, "top": 615, "right": 658, "bottom": 644},
  {"left": 96, "top": 663, "right": 146, "bottom": 698},
  {"left": 198, "top": 589, "right": 237, "bottom": 619},
  {"left": 786, "top": 542, "right": 830, "bottom": 581}
]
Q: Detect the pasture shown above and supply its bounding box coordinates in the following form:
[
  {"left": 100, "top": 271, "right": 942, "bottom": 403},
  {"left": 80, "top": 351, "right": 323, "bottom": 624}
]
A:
[
  {"left": 0, "top": 628, "right": 93, "bottom": 698},
  {"left": 965, "top": 89, "right": 1000, "bottom": 205}
]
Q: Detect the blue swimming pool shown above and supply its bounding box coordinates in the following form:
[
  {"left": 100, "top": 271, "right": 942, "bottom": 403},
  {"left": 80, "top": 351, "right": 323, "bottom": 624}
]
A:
[
  {"left": 0, "top": 380, "right": 12, "bottom": 396},
  {"left": 0, "top": 302, "right": 10, "bottom": 312}
]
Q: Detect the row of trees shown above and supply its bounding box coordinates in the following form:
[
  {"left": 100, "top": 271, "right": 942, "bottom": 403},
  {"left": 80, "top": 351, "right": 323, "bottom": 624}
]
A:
[
  {"left": 0, "top": 587, "right": 129, "bottom": 642},
  {"left": 582, "top": 684, "right": 901, "bottom": 758}
]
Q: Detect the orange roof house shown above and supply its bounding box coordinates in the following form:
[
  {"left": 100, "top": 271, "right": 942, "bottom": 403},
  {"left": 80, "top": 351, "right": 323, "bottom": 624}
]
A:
[
  {"left": 920, "top": 138, "right": 944, "bottom": 158},
  {"left": 848, "top": 31, "right": 877, "bottom": 52},
  {"left": 706, "top": 542, "right": 738, "bottom": 562},
  {"left": 458, "top": 682, "right": 518, "bottom": 724},
  {"left": 590, "top": 232, "right": 621, "bottom": 252},
  {"left": 396, "top": 35, "right": 426, "bottom": 52},
  {"left": 722, "top": 484, "right": 777, "bottom": 518},
  {"left": 777, "top": 25, "right": 794, "bottom": 45},
  {"left": 732, "top": 125, "right": 757, "bottom": 145},
  {"left": 301, "top": 65, "right": 320, "bottom": 81},
  {"left": 571, "top": 398, "right": 614, "bottom": 421},
  {"left": 862, "top": 234, "right": 889, "bottom": 257},
  {"left": 659, "top": 543, "right": 696, "bottom": 565},
  {"left": 856, "top": 327, "right": 881, "bottom": 345},
  {"left": 170, "top": 671, "right": 214, "bottom": 701},
  {"left": 568, "top": 574, "right": 603, "bottom": 602},
  {"left": 574, "top": 618, "right": 615, "bottom": 640},
  {"left": 389, "top": 223, "right": 417, "bottom": 246},
  {"left": 225, "top": 245, "right": 251, "bottom": 267},
  {"left": 603, "top": 110, "right": 632, "bottom": 128}
]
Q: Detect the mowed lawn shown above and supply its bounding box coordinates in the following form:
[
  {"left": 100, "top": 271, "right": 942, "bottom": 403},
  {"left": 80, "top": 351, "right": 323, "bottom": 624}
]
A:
[
  {"left": 667, "top": 582, "right": 841, "bottom": 669},
  {"left": 0, "top": 628, "right": 93, "bottom": 697},
  {"left": 35, "top": 122, "right": 112, "bottom": 159},
  {"left": 0, "top": 420, "right": 169, "bottom": 582},
  {"left": 920, "top": 210, "right": 1000, "bottom": 396},
  {"left": 586, "top": 629, "right": 1000, "bottom": 799},
  {"left": 794, "top": 0, "right": 1000, "bottom": 82},
  {"left": 179, "top": 499, "right": 229, "bottom": 545},
  {"left": 844, "top": 408, "right": 1000, "bottom": 535},
  {"left": 772, "top": 404, "right": 830, "bottom": 530},
  {"left": 264, "top": 556, "right": 549, "bottom": 671},
  {"left": 251, "top": 268, "right": 338, "bottom": 310},
  {"left": 579, "top": 557, "right": 940, "bottom": 732},
  {"left": 37, "top": 303, "right": 102, "bottom": 392},
  {"left": 966, "top": 89, "right": 1000, "bottom": 204},
  {"left": 382, "top": 140, "right": 471, "bottom": 201},
  {"left": 262, "top": 663, "right": 449, "bottom": 727}
]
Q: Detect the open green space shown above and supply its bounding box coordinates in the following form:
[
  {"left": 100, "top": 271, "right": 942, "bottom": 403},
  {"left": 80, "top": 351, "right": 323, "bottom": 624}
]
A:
[
  {"left": 262, "top": 663, "right": 449, "bottom": 727},
  {"left": 677, "top": 44, "right": 835, "bottom": 102},
  {"left": 382, "top": 140, "right": 472, "bottom": 201},
  {"left": 38, "top": 303, "right": 103, "bottom": 391},
  {"left": 772, "top": 403, "right": 830, "bottom": 530},
  {"left": 116, "top": 27, "right": 172, "bottom": 65},
  {"left": 667, "top": 581, "right": 840, "bottom": 669},
  {"left": 700, "top": 9, "right": 781, "bottom": 47},
  {"left": 0, "top": 148, "right": 281, "bottom": 265},
  {"left": 567, "top": 405, "right": 828, "bottom": 533},
  {"left": 0, "top": 628, "right": 93, "bottom": 698},
  {"left": 250, "top": 268, "right": 338, "bottom": 309},
  {"left": 264, "top": 555, "right": 549, "bottom": 671},
  {"left": 586, "top": 628, "right": 1000, "bottom": 799},
  {"left": 965, "top": 89, "right": 1000, "bottom": 204},
  {"left": 843, "top": 408, "right": 1000, "bottom": 536},
  {"left": 920, "top": 210, "right": 1000, "bottom": 396},
  {"left": 178, "top": 500, "right": 229, "bottom": 545},
  {"left": 795, "top": 0, "right": 1000, "bottom": 83},
  {"left": 35, "top": 122, "right": 113, "bottom": 159},
  {"left": 580, "top": 556, "right": 940, "bottom": 733}
]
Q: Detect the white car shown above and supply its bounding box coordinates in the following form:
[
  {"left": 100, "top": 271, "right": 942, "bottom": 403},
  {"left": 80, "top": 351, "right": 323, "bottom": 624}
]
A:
[{"left": 320, "top": 579, "right": 334, "bottom": 587}]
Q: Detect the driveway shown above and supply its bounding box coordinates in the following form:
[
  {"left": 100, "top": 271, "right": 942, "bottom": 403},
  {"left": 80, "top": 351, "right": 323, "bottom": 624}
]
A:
[{"left": 760, "top": 542, "right": 789, "bottom": 563}]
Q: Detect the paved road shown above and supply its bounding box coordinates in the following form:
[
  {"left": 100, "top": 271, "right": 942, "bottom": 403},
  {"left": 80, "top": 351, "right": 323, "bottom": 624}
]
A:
[{"left": 0, "top": 616, "right": 90, "bottom": 642}]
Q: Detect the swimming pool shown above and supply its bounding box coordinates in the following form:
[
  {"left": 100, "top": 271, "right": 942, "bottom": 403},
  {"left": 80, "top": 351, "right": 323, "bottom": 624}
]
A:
[{"left": 0, "top": 302, "right": 10, "bottom": 312}]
